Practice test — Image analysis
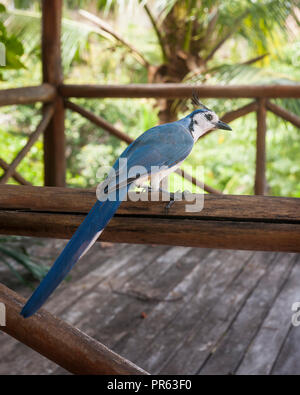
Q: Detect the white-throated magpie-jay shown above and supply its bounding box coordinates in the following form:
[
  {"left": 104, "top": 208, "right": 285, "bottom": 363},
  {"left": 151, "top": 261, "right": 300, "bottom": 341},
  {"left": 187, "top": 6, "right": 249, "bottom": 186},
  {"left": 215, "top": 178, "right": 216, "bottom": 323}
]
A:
[{"left": 21, "top": 95, "right": 231, "bottom": 318}]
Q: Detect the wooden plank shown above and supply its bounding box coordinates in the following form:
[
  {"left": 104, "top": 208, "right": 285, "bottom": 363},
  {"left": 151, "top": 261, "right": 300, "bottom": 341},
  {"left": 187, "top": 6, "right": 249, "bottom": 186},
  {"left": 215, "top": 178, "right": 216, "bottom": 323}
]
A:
[
  {"left": 0, "top": 243, "right": 144, "bottom": 373},
  {"left": 0, "top": 84, "right": 56, "bottom": 107},
  {"left": 255, "top": 98, "right": 267, "bottom": 195},
  {"left": 236, "top": 256, "right": 300, "bottom": 375},
  {"left": 199, "top": 252, "right": 296, "bottom": 375},
  {"left": 59, "top": 84, "right": 300, "bottom": 99},
  {"left": 48, "top": 244, "right": 150, "bottom": 317},
  {"left": 0, "top": 105, "right": 54, "bottom": 184},
  {"left": 271, "top": 326, "right": 300, "bottom": 374},
  {"left": 65, "top": 100, "right": 133, "bottom": 144},
  {"left": 115, "top": 249, "right": 247, "bottom": 368},
  {"left": 0, "top": 284, "right": 148, "bottom": 375},
  {"left": 59, "top": 245, "right": 170, "bottom": 325},
  {"left": 0, "top": 185, "right": 299, "bottom": 222},
  {"left": 42, "top": 0, "right": 65, "bottom": 187},
  {"left": 0, "top": 244, "right": 155, "bottom": 375},
  {"left": 159, "top": 251, "right": 273, "bottom": 374},
  {"left": 266, "top": 100, "right": 300, "bottom": 129},
  {"left": 0, "top": 186, "right": 299, "bottom": 252},
  {"left": 0, "top": 210, "right": 299, "bottom": 252},
  {"left": 75, "top": 246, "right": 197, "bottom": 347}
]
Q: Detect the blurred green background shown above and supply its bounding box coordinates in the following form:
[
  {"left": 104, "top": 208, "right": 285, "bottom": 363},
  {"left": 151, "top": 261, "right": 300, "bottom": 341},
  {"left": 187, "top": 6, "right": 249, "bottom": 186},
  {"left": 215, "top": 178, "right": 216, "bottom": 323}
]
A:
[{"left": 1, "top": 0, "right": 299, "bottom": 196}]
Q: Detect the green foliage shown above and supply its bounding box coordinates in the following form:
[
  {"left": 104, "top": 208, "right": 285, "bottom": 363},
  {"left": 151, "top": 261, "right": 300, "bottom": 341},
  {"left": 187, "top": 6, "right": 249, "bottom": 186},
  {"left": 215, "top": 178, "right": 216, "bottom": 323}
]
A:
[
  {"left": 0, "top": 236, "right": 50, "bottom": 286},
  {"left": 0, "top": 3, "right": 25, "bottom": 79}
]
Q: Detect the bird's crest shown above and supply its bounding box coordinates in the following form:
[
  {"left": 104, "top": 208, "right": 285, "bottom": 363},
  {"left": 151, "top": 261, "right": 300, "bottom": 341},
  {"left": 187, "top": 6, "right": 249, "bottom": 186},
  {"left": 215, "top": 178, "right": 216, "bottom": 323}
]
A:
[{"left": 192, "top": 90, "right": 210, "bottom": 111}]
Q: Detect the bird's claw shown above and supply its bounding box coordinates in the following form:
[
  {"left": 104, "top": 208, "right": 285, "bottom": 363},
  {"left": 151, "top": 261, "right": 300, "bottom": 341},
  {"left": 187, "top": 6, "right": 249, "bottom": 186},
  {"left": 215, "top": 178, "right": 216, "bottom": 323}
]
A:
[{"left": 165, "top": 190, "right": 189, "bottom": 212}]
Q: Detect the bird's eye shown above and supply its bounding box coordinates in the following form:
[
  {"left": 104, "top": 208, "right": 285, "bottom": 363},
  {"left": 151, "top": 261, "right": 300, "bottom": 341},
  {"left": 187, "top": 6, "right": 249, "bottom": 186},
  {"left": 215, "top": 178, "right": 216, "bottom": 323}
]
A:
[
  {"left": 194, "top": 120, "right": 198, "bottom": 125},
  {"left": 205, "top": 113, "right": 213, "bottom": 121}
]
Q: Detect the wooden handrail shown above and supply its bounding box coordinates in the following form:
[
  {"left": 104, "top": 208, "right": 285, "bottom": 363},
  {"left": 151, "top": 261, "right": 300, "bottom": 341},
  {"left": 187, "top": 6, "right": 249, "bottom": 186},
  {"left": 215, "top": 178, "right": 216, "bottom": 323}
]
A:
[
  {"left": 0, "top": 283, "right": 148, "bottom": 375},
  {"left": 0, "top": 83, "right": 299, "bottom": 197},
  {"left": 0, "top": 84, "right": 56, "bottom": 107},
  {"left": 0, "top": 185, "right": 299, "bottom": 252},
  {"left": 59, "top": 84, "right": 300, "bottom": 99}
]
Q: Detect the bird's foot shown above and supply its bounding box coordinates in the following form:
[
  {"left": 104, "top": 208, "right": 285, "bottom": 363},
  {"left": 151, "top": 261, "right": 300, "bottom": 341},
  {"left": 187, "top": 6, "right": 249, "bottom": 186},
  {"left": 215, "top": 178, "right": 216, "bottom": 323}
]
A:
[{"left": 165, "top": 190, "right": 189, "bottom": 211}]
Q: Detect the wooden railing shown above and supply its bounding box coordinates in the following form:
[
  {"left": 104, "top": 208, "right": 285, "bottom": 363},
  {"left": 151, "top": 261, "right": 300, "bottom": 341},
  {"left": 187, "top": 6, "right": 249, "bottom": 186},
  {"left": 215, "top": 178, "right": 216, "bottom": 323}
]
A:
[
  {"left": 1, "top": 0, "right": 300, "bottom": 376},
  {"left": 0, "top": 281, "right": 148, "bottom": 375},
  {"left": 1, "top": 83, "right": 300, "bottom": 195},
  {"left": 1, "top": 184, "right": 300, "bottom": 253},
  {"left": 0, "top": 0, "right": 299, "bottom": 194}
]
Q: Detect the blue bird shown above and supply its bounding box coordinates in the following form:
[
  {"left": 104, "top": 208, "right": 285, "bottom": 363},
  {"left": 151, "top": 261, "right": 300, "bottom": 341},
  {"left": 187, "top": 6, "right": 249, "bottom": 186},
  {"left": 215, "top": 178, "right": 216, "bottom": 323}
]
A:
[{"left": 20, "top": 97, "right": 231, "bottom": 318}]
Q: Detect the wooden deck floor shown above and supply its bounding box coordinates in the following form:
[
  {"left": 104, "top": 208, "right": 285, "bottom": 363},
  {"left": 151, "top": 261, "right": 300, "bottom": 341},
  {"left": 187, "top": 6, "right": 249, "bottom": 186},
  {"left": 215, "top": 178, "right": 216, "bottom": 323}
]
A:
[{"left": 0, "top": 238, "right": 299, "bottom": 375}]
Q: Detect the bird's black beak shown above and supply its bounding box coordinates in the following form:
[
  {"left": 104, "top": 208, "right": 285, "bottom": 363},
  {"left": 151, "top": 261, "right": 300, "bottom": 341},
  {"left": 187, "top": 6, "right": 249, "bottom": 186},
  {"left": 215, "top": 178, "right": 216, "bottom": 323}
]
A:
[{"left": 214, "top": 120, "right": 232, "bottom": 131}]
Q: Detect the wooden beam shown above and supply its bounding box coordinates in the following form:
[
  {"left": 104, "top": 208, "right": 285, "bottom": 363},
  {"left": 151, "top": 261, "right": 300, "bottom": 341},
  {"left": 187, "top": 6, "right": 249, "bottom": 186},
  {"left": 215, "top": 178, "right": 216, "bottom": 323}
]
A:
[
  {"left": 59, "top": 84, "right": 300, "bottom": 99},
  {"left": 42, "top": 0, "right": 65, "bottom": 187},
  {"left": 221, "top": 101, "right": 258, "bottom": 124},
  {"left": 0, "top": 84, "right": 56, "bottom": 107},
  {"left": 0, "top": 185, "right": 299, "bottom": 252},
  {"left": 0, "top": 105, "right": 54, "bottom": 184},
  {"left": 266, "top": 100, "right": 300, "bottom": 129},
  {"left": 1, "top": 185, "right": 299, "bottom": 220},
  {"left": 0, "top": 159, "right": 31, "bottom": 185},
  {"left": 0, "top": 283, "right": 148, "bottom": 375},
  {"left": 65, "top": 100, "right": 133, "bottom": 144},
  {"left": 255, "top": 98, "right": 267, "bottom": 195}
]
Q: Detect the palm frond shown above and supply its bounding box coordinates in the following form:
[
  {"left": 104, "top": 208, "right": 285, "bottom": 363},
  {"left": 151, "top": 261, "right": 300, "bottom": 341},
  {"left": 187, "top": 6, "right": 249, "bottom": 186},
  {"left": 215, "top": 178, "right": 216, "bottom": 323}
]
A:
[
  {"left": 2, "top": 9, "right": 99, "bottom": 73},
  {"left": 0, "top": 237, "right": 50, "bottom": 284}
]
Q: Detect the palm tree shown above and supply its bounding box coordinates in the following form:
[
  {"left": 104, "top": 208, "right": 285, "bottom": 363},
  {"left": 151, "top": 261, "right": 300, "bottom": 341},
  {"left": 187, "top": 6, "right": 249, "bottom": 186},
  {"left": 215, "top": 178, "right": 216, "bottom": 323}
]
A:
[{"left": 79, "top": 0, "right": 299, "bottom": 121}]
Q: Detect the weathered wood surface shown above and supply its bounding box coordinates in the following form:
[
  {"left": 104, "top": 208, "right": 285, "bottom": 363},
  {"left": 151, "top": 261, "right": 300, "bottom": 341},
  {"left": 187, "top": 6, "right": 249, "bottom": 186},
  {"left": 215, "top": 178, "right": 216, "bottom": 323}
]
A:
[
  {"left": 236, "top": 254, "right": 300, "bottom": 375},
  {"left": 59, "top": 84, "right": 300, "bottom": 99},
  {"left": 0, "top": 185, "right": 300, "bottom": 252},
  {"left": 199, "top": 252, "right": 296, "bottom": 375},
  {"left": 0, "top": 240, "right": 299, "bottom": 375},
  {"left": 0, "top": 283, "right": 148, "bottom": 375},
  {"left": 0, "top": 84, "right": 56, "bottom": 107}
]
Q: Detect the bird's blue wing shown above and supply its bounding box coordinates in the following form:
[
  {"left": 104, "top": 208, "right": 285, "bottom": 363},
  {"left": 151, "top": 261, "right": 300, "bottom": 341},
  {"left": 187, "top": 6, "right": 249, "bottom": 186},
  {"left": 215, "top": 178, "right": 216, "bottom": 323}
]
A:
[
  {"left": 106, "top": 121, "right": 194, "bottom": 190},
  {"left": 21, "top": 120, "right": 193, "bottom": 318}
]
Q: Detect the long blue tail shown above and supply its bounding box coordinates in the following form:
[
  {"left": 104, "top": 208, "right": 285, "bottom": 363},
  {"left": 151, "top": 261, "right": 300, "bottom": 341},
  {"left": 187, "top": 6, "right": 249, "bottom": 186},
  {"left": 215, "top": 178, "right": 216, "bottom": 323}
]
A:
[{"left": 20, "top": 187, "right": 128, "bottom": 318}]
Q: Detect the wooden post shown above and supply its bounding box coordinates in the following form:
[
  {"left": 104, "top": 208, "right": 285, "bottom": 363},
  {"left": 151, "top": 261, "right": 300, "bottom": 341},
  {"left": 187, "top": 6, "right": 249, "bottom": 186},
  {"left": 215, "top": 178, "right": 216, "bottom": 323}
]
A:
[
  {"left": 42, "top": 0, "right": 65, "bottom": 187},
  {"left": 255, "top": 98, "right": 267, "bottom": 195}
]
